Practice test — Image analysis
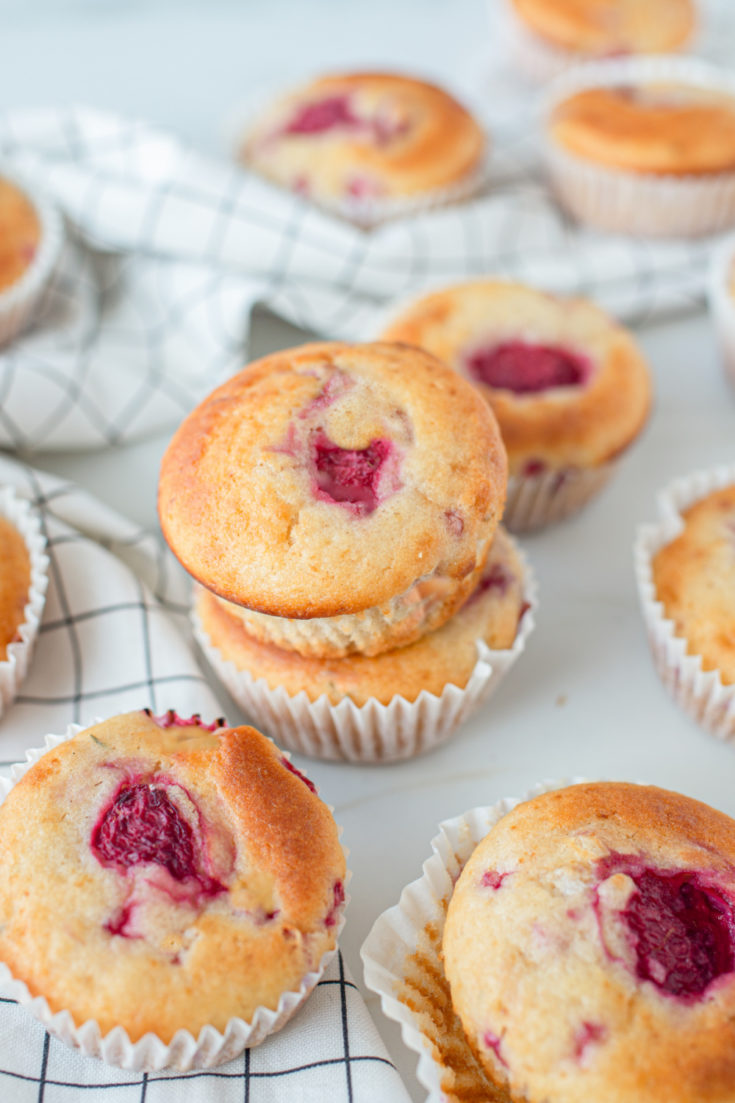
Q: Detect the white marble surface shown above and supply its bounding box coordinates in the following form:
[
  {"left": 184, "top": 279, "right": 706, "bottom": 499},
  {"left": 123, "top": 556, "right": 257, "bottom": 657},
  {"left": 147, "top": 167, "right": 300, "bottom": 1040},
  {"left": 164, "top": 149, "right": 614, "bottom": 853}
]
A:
[{"left": 4, "top": 1, "right": 735, "bottom": 1098}]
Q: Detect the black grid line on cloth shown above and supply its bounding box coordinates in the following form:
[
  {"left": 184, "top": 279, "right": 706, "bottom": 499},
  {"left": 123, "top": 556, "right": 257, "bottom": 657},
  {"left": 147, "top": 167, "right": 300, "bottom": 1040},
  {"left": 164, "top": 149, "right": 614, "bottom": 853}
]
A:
[
  {"left": 37, "top": 1035, "right": 49, "bottom": 1103},
  {"left": 338, "top": 952, "right": 354, "bottom": 1103}
]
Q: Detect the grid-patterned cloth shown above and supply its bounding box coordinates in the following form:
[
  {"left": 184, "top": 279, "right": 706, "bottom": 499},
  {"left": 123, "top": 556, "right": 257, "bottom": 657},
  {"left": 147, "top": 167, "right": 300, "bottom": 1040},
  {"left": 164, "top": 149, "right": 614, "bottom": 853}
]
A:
[
  {"left": 0, "top": 454, "right": 411, "bottom": 1103},
  {"left": 0, "top": 96, "right": 721, "bottom": 452}
]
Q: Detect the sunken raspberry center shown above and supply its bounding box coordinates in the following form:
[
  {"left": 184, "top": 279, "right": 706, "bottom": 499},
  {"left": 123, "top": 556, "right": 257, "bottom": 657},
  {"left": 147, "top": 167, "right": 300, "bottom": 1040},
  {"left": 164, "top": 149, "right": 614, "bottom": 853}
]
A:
[
  {"left": 284, "top": 95, "right": 361, "bottom": 135},
  {"left": 312, "top": 431, "right": 394, "bottom": 515},
  {"left": 623, "top": 868, "right": 735, "bottom": 998},
  {"left": 465, "top": 341, "right": 589, "bottom": 395},
  {"left": 91, "top": 780, "right": 224, "bottom": 896}
]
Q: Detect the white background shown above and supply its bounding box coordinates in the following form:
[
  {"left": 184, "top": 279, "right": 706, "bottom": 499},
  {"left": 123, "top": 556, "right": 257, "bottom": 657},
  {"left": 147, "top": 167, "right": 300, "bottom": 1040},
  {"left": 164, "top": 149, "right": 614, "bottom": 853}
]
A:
[{"left": 2, "top": 1, "right": 735, "bottom": 1097}]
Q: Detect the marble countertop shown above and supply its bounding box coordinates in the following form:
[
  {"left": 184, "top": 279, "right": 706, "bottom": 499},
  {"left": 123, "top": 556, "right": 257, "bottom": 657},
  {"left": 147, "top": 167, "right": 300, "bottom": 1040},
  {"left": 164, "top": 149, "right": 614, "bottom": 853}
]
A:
[{"left": 3, "top": 1, "right": 735, "bottom": 1097}]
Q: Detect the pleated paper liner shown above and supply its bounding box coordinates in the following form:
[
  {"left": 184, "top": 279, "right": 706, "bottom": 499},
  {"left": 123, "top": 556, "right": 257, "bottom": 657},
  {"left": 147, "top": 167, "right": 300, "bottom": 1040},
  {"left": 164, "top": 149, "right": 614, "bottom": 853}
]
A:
[
  {"left": 192, "top": 535, "right": 538, "bottom": 763},
  {"left": 360, "top": 779, "right": 586, "bottom": 1103}
]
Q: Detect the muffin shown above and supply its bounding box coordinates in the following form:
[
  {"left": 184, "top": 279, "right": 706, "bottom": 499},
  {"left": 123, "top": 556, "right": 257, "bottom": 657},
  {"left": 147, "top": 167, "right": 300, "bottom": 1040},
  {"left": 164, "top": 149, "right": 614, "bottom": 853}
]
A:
[
  {"left": 0, "top": 172, "right": 62, "bottom": 345},
  {"left": 159, "top": 341, "right": 507, "bottom": 660},
  {"left": 193, "top": 524, "right": 535, "bottom": 760},
  {"left": 443, "top": 781, "right": 735, "bottom": 1103},
  {"left": 379, "top": 280, "right": 651, "bottom": 531},
  {"left": 240, "top": 72, "right": 487, "bottom": 223},
  {"left": 0, "top": 709, "right": 346, "bottom": 1068},
  {"left": 506, "top": 0, "right": 695, "bottom": 82},
  {"left": 636, "top": 468, "right": 735, "bottom": 743},
  {"left": 0, "top": 486, "right": 48, "bottom": 716},
  {"left": 545, "top": 58, "right": 735, "bottom": 236}
]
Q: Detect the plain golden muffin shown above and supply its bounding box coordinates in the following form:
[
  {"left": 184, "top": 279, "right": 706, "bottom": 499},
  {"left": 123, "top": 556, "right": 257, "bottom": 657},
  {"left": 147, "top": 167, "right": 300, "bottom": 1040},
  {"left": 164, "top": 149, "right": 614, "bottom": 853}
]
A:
[
  {"left": 380, "top": 281, "right": 652, "bottom": 476},
  {"left": 0, "top": 177, "right": 40, "bottom": 293},
  {"left": 0, "top": 514, "right": 31, "bottom": 661},
  {"left": 159, "top": 341, "right": 507, "bottom": 660},
  {"left": 0, "top": 711, "right": 346, "bottom": 1042},
  {"left": 241, "top": 71, "right": 486, "bottom": 204},
  {"left": 550, "top": 84, "right": 735, "bottom": 176},
  {"left": 444, "top": 782, "right": 735, "bottom": 1103},
  {"left": 511, "top": 0, "right": 695, "bottom": 56},
  {"left": 196, "top": 525, "right": 526, "bottom": 706},
  {"left": 652, "top": 484, "right": 735, "bottom": 686}
]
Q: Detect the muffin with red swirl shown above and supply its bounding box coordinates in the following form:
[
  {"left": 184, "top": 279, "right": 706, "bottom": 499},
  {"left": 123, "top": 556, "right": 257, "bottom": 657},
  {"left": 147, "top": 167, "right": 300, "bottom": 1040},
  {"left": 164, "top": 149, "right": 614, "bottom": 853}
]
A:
[
  {"left": 0, "top": 709, "right": 346, "bottom": 1069},
  {"left": 379, "top": 280, "right": 651, "bottom": 531},
  {"left": 240, "top": 72, "right": 487, "bottom": 223},
  {"left": 443, "top": 781, "right": 735, "bottom": 1103}
]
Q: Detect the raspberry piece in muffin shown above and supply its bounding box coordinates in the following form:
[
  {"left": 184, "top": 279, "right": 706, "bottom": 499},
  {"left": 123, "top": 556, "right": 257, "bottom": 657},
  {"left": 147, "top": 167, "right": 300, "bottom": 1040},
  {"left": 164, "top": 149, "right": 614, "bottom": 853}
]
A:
[
  {"left": 0, "top": 710, "right": 346, "bottom": 1042},
  {"left": 241, "top": 72, "right": 486, "bottom": 214},
  {"left": 444, "top": 782, "right": 735, "bottom": 1103},
  {"left": 159, "top": 340, "right": 507, "bottom": 659}
]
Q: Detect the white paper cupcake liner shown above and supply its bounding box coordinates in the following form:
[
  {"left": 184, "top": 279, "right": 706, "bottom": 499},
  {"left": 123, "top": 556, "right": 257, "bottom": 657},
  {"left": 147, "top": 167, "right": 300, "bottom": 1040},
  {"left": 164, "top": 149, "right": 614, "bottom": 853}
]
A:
[
  {"left": 504, "top": 459, "right": 617, "bottom": 532},
  {"left": 225, "top": 83, "right": 490, "bottom": 230},
  {"left": 0, "top": 721, "right": 349, "bottom": 1071},
  {"left": 0, "top": 486, "right": 49, "bottom": 716},
  {"left": 0, "top": 169, "right": 64, "bottom": 346},
  {"left": 192, "top": 537, "right": 538, "bottom": 763},
  {"left": 707, "top": 232, "right": 735, "bottom": 391},
  {"left": 543, "top": 56, "right": 735, "bottom": 238},
  {"left": 361, "top": 778, "right": 588, "bottom": 1103},
  {"left": 634, "top": 463, "right": 735, "bottom": 742}
]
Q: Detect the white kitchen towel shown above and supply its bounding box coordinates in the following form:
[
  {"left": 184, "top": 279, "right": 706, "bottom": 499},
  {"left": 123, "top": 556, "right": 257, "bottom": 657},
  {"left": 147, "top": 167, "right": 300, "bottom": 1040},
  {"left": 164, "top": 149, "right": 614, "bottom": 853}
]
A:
[
  {"left": 0, "top": 454, "right": 411, "bottom": 1103},
  {"left": 0, "top": 98, "right": 719, "bottom": 452}
]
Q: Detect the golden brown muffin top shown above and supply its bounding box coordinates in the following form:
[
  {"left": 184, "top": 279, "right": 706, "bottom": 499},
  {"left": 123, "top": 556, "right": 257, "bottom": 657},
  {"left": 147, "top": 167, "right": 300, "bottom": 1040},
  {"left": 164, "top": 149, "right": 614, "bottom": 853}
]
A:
[
  {"left": 0, "top": 710, "right": 345, "bottom": 1041},
  {"left": 0, "top": 177, "right": 40, "bottom": 293},
  {"left": 511, "top": 0, "right": 695, "bottom": 55},
  {"left": 445, "top": 782, "right": 735, "bottom": 1103},
  {"left": 652, "top": 484, "right": 735, "bottom": 686},
  {"left": 159, "top": 341, "right": 507, "bottom": 619},
  {"left": 242, "top": 71, "right": 486, "bottom": 203},
  {"left": 550, "top": 84, "right": 735, "bottom": 175},
  {"left": 0, "top": 515, "right": 31, "bottom": 661},
  {"left": 380, "top": 281, "right": 651, "bottom": 473}
]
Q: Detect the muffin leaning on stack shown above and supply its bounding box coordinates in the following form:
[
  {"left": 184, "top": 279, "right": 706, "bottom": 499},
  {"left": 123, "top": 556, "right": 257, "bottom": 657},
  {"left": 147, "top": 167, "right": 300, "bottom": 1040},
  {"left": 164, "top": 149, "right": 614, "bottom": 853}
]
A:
[{"left": 159, "top": 341, "right": 536, "bottom": 761}]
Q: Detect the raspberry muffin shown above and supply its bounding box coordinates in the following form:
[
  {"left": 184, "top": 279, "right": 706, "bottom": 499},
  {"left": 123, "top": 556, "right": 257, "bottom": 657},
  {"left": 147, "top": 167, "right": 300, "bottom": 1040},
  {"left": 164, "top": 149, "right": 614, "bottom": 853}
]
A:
[
  {"left": 160, "top": 341, "right": 507, "bottom": 660},
  {"left": 380, "top": 281, "right": 651, "bottom": 531},
  {"left": 0, "top": 710, "right": 346, "bottom": 1065},
  {"left": 545, "top": 59, "right": 735, "bottom": 236},
  {"left": 240, "top": 72, "right": 486, "bottom": 222},
  {"left": 0, "top": 173, "right": 62, "bottom": 345},
  {"left": 637, "top": 468, "right": 735, "bottom": 743},
  {"left": 0, "top": 486, "right": 48, "bottom": 716},
  {"left": 443, "top": 781, "right": 735, "bottom": 1103}
]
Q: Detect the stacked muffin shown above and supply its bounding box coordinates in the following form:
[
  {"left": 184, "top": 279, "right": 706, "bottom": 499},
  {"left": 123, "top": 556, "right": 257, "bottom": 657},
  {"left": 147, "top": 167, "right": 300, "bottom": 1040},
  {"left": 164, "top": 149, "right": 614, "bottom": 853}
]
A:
[{"left": 159, "top": 340, "right": 533, "bottom": 761}]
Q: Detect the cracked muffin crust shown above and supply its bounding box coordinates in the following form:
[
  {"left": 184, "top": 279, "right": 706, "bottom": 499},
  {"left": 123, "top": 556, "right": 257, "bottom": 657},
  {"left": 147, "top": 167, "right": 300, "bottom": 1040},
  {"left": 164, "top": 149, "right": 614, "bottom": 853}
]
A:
[
  {"left": 0, "top": 710, "right": 346, "bottom": 1042},
  {"left": 240, "top": 71, "right": 486, "bottom": 209},
  {"left": 159, "top": 340, "right": 507, "bottom": 659},
  {"left": 379, "top": 281, "right": 651, "bottom": 477},
  {"left": 195, "top": 525, "right": 526, "bottom": 706},
  {"left": 444, "top": 781, "right": 735, "bottom": 1103},
  {"left": 652, "top": 484, "right": 735, "bottom": 687}
]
